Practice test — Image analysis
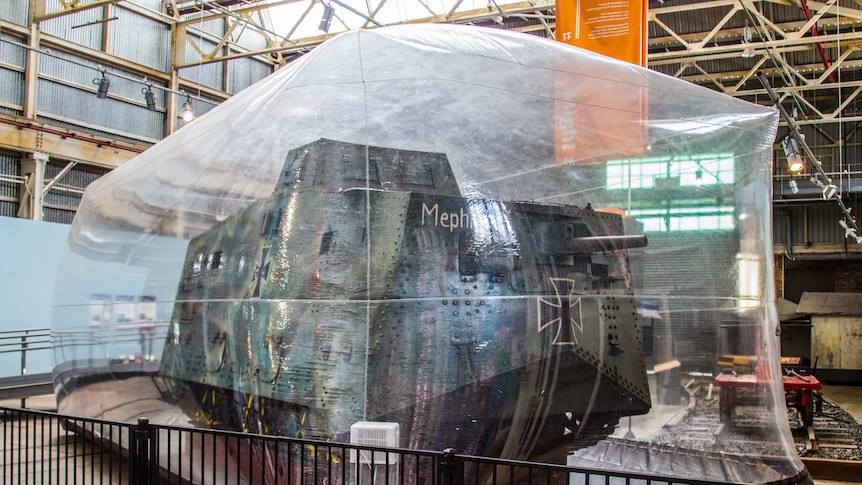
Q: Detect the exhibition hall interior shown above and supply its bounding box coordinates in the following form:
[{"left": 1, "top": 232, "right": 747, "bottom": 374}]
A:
[{"left": 2, "top": 1, "right": 862, "bottom": 484}]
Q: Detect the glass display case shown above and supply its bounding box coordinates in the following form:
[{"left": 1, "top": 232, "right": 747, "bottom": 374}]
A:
[{"left": 52, "top": 23, "right": 802, "bottom": 484}]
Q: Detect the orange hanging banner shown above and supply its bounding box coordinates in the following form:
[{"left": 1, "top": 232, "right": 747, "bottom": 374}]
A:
[
  {"left": 555, "top": 0, "right": 648, "bottom": 67},
  {"left": 552, "top": 0, "right": 649, "bottom": 165},
  {"left": 552, "top": 73, "right": 648, "bottom": 165}
]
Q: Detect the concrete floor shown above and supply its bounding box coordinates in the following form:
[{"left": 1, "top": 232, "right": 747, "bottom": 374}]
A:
[
  {"left": 821, "top": 385, "right": 862, "bottom": 424},
  {"left": 1, "top": 397, "right": 129, "bottom": 484},
  {"left": 0, "top": 394, "right": 56, "bottom": 411}
]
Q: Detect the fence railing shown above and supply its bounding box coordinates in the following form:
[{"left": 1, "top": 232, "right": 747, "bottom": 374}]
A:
[
  {"left": 0, "top": 325, "right": 172, "bottom": 406},
  {"left": 0, "top": 328, "right": 54, "bottom": 407},
  {"left": 0, "top": 405, "right": 747, "bottom": 485},
  {"left": 0, "top": 325, "right": 171, "bottom": 375},
  {"left": 0, "top": 327, "right": 51, "bottom": 375}
]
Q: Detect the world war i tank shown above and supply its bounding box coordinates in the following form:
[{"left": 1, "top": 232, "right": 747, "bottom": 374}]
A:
[{"left": 159, "top": 137, "right": 651, "bottom": 467}]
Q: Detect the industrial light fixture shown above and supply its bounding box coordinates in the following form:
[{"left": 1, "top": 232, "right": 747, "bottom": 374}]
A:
[
  {"left": 94, "top": 68, "right": 110, "bottom": 99},
  {"left": 142, "top": 83, "right": 157, "bottom": 111},
  {"left": 781, "top": 136, "right": 804, "bottom": 173},
  {"left": 788, "top": 179, "right": 799, "bottom": 194},
  {"left": 180, "top": 94, "right": 195, "bottom": 122},
  {"left": 760, "top": 73, "right": 861, "bottom": 245},
  {"left": 839, "top": 219, "right": 862, "bottom": 244},
  {"left": 319, "top": 3, "right": 335, "bottom": 32},
  {"left": 695, "top": 169, "right": 703, "bottom": 187},
  {"left": 741, "top": 22, "right": 755, "bottom": 58},
  {"left": 810, "top": 174, "right": 838, "bottom": 200}
]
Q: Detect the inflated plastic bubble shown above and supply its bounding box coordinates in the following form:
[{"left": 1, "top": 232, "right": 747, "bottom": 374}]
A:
[{"left": 53, "top": 23, "right": 804, "bottom": 484}]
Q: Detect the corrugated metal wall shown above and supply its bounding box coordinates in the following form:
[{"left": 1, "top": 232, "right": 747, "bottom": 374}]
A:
[
  {"left": 109, "top": 7, "right": 170, "bottom": 71},
  {"left": 41, "top": 162, "right": 101, "bottom": 224},
  {"left": 133, "top": 0, "right": 163, "bottom": 10},
  {"left": 0, "top": 1, "right": 27, "bottom": 25},
  {"left": 645, "top": 232, "right": 739, "bottom": 297},
  {"left": 1, "top": 1, "right": 275, "bottom": 149},
  {"left": 37, "top": 49, "right": 165, "bottom": 142},
  {"left": 180, "top": 34, "right": 226, "bottom": 91},
  {"left": 232, "top": 24, "right": 269, "bottom": 52},
  {"left": 774, "top": 200, "right": 862, "bottom": 246},
  {"left": 224, "top": 16, "right": 276, "bottom": 92},
  {"left": 0, "top": 153, "right": 21, "bottom": 218},
  {"left": 40, "top": 9, "right": 105, "bottom": 51},
  {"left": 175, "top": 92, "right": 219, "bottom": 130},
  {"left": 0, "top": 32, "right": 26, "bottom": 115},
  {"left": 229, "top": 57, "right": 273, "bottom": 94},
  {"left": 196, "top": 18, "right": 227, "bottom": 38},
  {"left": 0, "top": 154, "right": 105, "bottom": 224}
]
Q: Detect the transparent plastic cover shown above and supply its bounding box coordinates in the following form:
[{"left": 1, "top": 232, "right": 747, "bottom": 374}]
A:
[{"left": 52, "top": 24, "right": 802, "bottom": 483}]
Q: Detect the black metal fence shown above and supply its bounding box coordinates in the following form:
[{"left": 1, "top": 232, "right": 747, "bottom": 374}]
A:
[{"left": 2, "top": 405, "right": 732, "bottom": 485}]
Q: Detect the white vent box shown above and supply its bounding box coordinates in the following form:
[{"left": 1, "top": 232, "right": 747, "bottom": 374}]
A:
[{"left": 349, "top": 421, "right": 400, "bottom": 464}]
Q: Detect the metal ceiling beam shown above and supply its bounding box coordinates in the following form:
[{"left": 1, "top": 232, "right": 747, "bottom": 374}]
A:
[
  {"left": 648, "top": 0, "right": 862, "bottom": 55},
  {"left": 171, "top": 0, "right": 554, "bottom": 67},
  {"left": 173, "top": 0, "right": 271, "bottom": 16},
  {"left": 6, "top": 22, "right": 232, "bottom": 103},
  {"left": 644, "top": 0, "right": 862, "bottom": 129},
  {"left": 31, "top": 0, "right": 122, "bottom": 23},
  {"left": 678, "top": 59, "right": 862, "bottom": 85},
  {"left": 17, "top": 0, "right": 862, "bottom": 134},
  {"left": 175, "top": 0, "right": 304, "bottom": 26},
  {"left": 0, "top": 113, "right": 143, "bottom": 170},
  {"left": 650, "top": 30, "right": 862, "bottom": 61},
  {"left": 649, "top": 11, "right": 862, "bottom": 49}
]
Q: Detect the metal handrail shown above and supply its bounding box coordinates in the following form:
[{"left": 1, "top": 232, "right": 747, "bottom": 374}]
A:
[
  {"left": 0, "top": 324, "right": 173, "bottom": 405},
  {"left": 0, "top": 405, "right": 756, "bottom": 485},
  {"left": 0, "top": 345, "right": 53, "bottom": 354},
  {"left": 0, "top": 328, "right": 47, "bottom": 374},
  {"left": 0, "top": 327, "right": 50, "bottom": 335},
  {"left": 0, "top": 323, "right": 172, "bottom": 367},
  {"left": 0, "top": 328, "right": 52, "bottom": 406}
]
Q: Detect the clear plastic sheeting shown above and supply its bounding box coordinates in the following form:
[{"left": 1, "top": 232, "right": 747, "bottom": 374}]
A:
[{"left": 52, "top": 24, "right": 804, "bottom": 484}]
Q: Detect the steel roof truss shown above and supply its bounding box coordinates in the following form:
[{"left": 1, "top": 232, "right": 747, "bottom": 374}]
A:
[
  {"left": 691, "top": 62, "right": 729, "bottom": 92},
  {"left": 729, "top": 56, "right": 770, "bottom": 94},
  {"left": 788, "top": 0, "right": 837, "bottom": 42},
  {"left": 745, "top": 2, "right": 786, "bottom": 41},
  {"left": 693, "top": 4, "right": 743, "bottom": 51},
  {"left": 814, "top": 45, "right": 858, "bottom": 86},
  {"left": 416, "top": 0, "right": 440, "bottom": 18},
  {"left": 649, "top": 13, "right": 692, "bottom": 49},
  {"left": 283, "top": 2, "right": 316, "bottom": 41},
  {"left": 791, "top": 92, "right": 826, "bottom": 119},
  {"left": 362, "top": 0, "right": 391, "bottom": 29},
  {"left": 826, "top": 84, "right": 862, "bottom": 120}
]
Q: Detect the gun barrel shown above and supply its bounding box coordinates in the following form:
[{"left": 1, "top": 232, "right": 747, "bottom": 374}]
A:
[{"left": 552, "top": 234, "right": 648, "bottom": 254}]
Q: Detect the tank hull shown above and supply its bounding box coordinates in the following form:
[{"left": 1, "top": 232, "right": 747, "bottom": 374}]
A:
[{"left": 159, "top": 140, "right": 650, "bottom": 461}]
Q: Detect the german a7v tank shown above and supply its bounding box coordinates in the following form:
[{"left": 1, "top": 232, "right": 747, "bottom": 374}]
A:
[{"left": 159, "top": 138, "right": 650, "bottom": 462}]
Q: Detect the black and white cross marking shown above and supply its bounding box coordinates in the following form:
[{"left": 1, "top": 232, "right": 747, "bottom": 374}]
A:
[
  {"left": 537, "top": 277, "right": 583, "bottom": 346},
  {"left": 251, "top": 246, "right": 271, "bottom": 298}
]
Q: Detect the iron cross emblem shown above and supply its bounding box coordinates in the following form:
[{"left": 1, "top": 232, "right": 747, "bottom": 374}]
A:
[
  {"left": 251, "top": 246, "right": 271, "bottom": 298},
  {"left": 537, "top": 278, "right": 583, "bottom": 346}
]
